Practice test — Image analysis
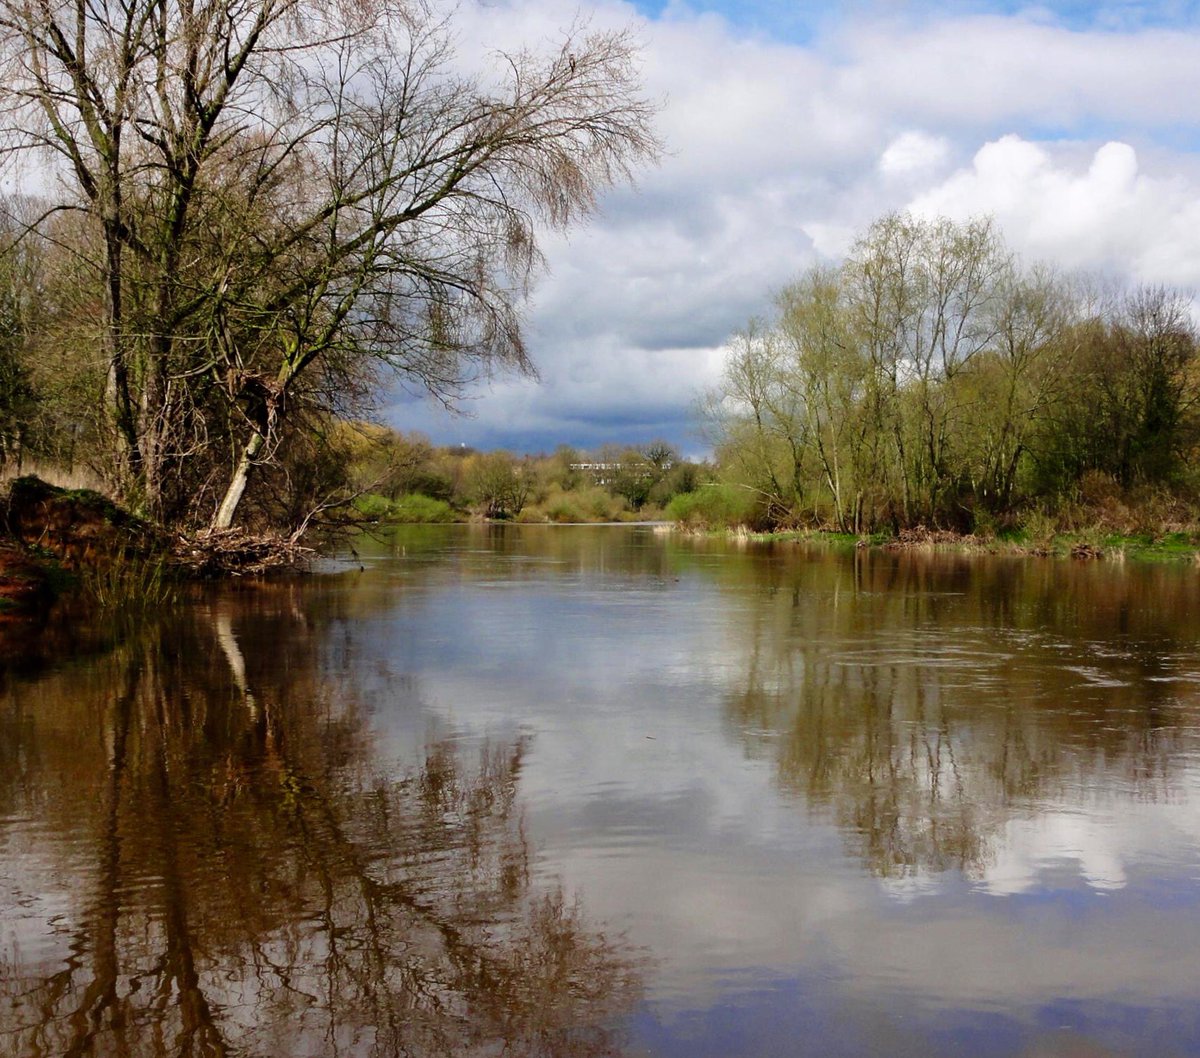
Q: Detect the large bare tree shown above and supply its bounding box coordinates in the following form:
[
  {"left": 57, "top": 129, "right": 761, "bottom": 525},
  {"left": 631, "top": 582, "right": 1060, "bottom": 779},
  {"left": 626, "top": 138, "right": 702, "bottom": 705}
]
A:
[{"left": 0, "top": 0, "right": 658, "bottom": 527}]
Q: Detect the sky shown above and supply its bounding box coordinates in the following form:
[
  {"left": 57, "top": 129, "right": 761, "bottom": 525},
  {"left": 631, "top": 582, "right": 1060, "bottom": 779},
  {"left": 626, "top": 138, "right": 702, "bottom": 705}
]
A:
[{"left": 388, "top": 0, "right": 1200, "bottom": 456}]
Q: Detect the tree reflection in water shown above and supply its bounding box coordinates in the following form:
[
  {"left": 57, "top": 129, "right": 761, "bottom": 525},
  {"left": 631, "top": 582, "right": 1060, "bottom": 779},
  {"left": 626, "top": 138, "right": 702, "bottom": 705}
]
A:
[
  {"left": 0, "top": 589, "right": 641, "bottom": 1058},
  {"left": 719, "top": 547, "right": 1199, "bottom": 881}
]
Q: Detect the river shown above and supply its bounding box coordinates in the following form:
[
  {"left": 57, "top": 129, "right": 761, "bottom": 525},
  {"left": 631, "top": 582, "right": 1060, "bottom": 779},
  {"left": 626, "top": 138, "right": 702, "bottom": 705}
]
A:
[{"left": 3, "top": 524, "right": 1200, "bottom": 1056}]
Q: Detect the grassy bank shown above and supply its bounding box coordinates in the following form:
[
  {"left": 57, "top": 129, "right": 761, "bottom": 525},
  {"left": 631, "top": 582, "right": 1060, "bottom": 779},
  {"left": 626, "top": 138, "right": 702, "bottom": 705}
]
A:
[{"left": 705, "top": 525, "right": 1200, "bottom": 565}]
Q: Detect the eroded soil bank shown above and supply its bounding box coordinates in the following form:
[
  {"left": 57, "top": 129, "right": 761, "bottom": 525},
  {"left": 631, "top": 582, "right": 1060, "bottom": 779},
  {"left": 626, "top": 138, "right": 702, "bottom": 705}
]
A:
[{"left": 0, "top": 476, "right": 311, "bottom": 618}]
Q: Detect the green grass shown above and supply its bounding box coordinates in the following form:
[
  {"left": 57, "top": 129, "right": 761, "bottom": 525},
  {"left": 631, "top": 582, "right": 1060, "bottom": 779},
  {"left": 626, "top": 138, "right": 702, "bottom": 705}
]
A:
[
  {"left": 686, "top": 525, "right": 1200, "bottom": 565},
  {"left": 1091, "top": 531, "right": 1200, "bottom": 563},
  {"left": 79, "top": 555, "right": 177, "bottom": 613},
  {"left": 754, "top": 529, "right": 890, "bottom": 547},
  {"left": 1003, "top": 528, "right": 1200, "bottom": 562}
]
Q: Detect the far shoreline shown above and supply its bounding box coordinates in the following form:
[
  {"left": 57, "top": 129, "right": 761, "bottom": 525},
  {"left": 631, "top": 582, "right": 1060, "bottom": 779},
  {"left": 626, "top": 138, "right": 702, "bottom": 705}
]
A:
[
  {"left": 6, "top": 487, "right": 1199, "bottom": 625},
  {"left": 686, "top": 525, "right": 1200, "bottom": 566}
]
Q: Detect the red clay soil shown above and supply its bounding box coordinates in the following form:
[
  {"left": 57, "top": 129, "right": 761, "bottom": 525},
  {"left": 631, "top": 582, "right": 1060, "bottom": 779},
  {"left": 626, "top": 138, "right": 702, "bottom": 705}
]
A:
[
  {"left": 3, "top": 475, "right": 160, "bottom": 567},
  {"left": 0, "top": 540, "right": 54, "bottom": 618},
  {"left": 0, "top": 475, "right": 163, "bottom": 617}
]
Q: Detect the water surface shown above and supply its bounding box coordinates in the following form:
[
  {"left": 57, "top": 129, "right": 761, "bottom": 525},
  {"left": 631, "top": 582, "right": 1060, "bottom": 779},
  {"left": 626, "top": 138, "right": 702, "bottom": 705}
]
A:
[{"left": 4, "top": 525, "right": 1200, "bottom": 1056}]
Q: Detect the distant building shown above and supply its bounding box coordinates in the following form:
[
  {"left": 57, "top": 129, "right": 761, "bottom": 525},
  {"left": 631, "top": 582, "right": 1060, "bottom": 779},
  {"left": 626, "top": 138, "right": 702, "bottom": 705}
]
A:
[{"left": 569, "top": 460, "right": 669, "bottom": 487}]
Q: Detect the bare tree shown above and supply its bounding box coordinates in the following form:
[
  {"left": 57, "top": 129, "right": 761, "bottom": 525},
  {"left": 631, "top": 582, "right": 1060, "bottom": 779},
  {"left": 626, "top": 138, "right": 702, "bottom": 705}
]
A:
[{"left": 0, "top": 0, "right": 659, "bottom": 527}]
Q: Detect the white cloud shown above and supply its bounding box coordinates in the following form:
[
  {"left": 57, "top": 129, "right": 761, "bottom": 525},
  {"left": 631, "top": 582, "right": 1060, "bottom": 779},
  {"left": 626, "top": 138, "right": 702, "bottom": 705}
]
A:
[
  {"left": 836, "top": 16, "right": 1200, "bottom": 128},
  {"left": 879, "top": 130, "right": 953, "bottom": 180},
  {"left": 388, "top": 1, "right": 1200, "bottom": 450},
  {"left": 910, "top": 136, "right": 1200, "bottom": 286}
]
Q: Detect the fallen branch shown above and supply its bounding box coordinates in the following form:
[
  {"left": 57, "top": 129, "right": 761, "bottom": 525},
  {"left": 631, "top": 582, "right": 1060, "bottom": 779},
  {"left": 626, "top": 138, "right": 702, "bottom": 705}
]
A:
[{"left": 173, "top": 528, "right": 315, "bottom": 577}]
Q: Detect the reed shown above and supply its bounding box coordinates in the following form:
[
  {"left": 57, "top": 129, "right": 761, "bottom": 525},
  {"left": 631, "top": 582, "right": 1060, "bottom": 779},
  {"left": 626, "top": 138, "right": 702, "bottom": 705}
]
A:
[{"left": 79, "top": 554, "right": 177, "bottom": 613}]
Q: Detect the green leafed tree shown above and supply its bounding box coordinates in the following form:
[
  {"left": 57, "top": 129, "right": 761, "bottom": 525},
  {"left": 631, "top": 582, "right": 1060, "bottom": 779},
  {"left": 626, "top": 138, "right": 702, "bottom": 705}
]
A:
[
  {"left": 705, "top": 213, "right": 1167, "bottom": 532},
  {"left": 1033, "top": 285, "right": 1200, "bottom": 494},
  {"left": 466, "top": 450, "right": 529, "bottom": 519}
]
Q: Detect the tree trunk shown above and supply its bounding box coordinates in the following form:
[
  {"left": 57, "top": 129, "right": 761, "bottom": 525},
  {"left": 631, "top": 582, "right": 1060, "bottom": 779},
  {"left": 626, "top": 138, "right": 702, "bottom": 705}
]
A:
[
  {"left": 212, "top": 431, "right": 265, "bottom": 530},
  {"left": 103, "top": 228, "right": 141, "bottom": 489}
]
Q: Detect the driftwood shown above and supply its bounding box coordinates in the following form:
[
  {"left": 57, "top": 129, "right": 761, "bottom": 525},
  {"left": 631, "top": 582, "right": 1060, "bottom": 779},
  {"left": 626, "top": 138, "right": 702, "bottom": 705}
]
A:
[
  {"left": 883, "top": 526, "right": 978, "bottom": 549},
  {"left": 172, "top": 528, "right": 315, "bottom": 577}
]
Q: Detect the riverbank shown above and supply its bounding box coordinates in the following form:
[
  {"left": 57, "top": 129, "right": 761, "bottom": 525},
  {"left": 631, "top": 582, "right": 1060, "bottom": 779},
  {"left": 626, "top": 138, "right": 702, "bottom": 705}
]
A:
[
  {"left": 353, "top": 490, "right": 672, "bottom": 525},
  {"left": 725, "top": 525, "right": 1200, "bottom": 564},
  {"left": 7, "top": 477, "right": 1198, "bottom": 621},
  {"left": 0, "top": 476, "right": 147, "bottom": 618},
  {"left": 0, "top": 476, "right": 313, "bottom": 618}
]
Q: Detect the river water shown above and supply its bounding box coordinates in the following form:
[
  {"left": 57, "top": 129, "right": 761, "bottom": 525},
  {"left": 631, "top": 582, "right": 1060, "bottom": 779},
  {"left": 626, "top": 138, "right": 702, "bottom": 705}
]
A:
[{"left": 3, "top": 524, "right": 1200, "bottom": 1057}]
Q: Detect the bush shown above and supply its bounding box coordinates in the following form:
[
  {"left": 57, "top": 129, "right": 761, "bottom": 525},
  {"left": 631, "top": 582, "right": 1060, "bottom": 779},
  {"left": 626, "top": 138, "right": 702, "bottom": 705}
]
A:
[
  {"left": 353, "top": 492, "right": 455, "bottom": 523},
  {"left": 587, "top": 487, "right": 629, "bottom": 521},
  {"left": 353, "top": 493, "right": 394, "bottom": 520},
  {"left": 535, "top": 485, "right": 628, "bottom": 523},
  {"left": 1019, "top": 509, "right": 1057, "bottom": 546},
  {"left": 388, "top": 493, "right": 456, "bottom": 523},
  {"left": 543, "top": 495, "right": 585, "bottom": 523},
  {"left": 666, "top": 484, "right": 757, "bottom": 529}
]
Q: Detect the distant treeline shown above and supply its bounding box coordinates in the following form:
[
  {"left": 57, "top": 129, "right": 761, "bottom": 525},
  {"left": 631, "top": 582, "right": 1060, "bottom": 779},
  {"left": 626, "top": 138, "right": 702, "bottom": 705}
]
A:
[
  {"left": 701, "top": 213, "right": 1200, "bottom": 536},
  {"left": 342, "top": 429, "right": 706, "bottom": 523}
]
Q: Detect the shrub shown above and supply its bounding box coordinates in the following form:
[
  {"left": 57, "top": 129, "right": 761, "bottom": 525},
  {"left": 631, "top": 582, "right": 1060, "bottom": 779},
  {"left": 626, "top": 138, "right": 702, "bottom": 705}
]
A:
[
  {"left": 666, "top": 484, "right": 757, "bottom": 529},
  {"left": 388, "top": 494, "right": 456, "bottom": 523},
  {"left": 352, "top": 492, "right": 455, "bottom": 522},
  {"left": 544, "top": 496, "right": 584, "bottom": 523},
  {"left": 586, "top": 487, "right": 628, "bottom": 521},
  {"left": 353, "top": 493, "right": 394, "bottom": 520},
  {"left": 1019, "top": 509, "right": 1057, "bottom": 546},
  {"left": 537, "top": 485, "right": 628, "bottom": 523}
]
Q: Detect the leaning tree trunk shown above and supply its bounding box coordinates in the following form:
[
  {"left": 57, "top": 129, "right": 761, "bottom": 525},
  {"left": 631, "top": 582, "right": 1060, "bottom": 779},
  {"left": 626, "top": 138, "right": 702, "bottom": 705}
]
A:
[{"left": 212, "top": 431, "right": 265, "bottom": 530}]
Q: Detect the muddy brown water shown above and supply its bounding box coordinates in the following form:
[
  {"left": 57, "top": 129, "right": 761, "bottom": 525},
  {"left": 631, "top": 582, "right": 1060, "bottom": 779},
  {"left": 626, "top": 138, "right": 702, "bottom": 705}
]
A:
[{"left": 3, "top": 524, "right": 1200, "bottom": 1057}]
